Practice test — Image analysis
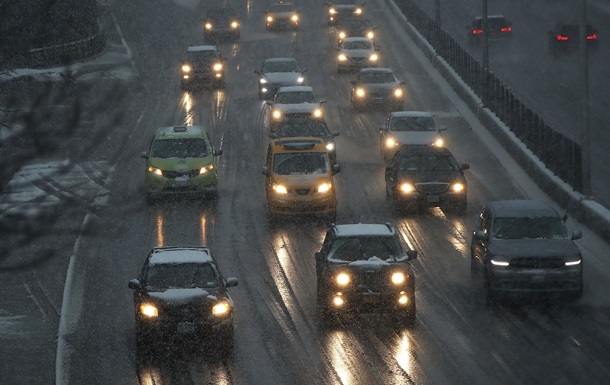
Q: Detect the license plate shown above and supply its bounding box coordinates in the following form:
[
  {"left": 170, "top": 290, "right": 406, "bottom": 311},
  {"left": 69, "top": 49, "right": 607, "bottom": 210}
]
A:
[
  {"left": 530, "top": 275, "right": 545, "bottom": 283},
  {"left": 176, "top": 322, "right": 194, "bottom": 333},
  {"left": 175, "top": 176, "right": 188, "bottom": 187},
  {"left": 294, "top": 201, "right": 313, "bottom": 210},
  {"left": 362, "top": 295, "right": 380, "bottom": 303},
  {"left": 427, "top": 195, "right": 440, "bottom": 203}
]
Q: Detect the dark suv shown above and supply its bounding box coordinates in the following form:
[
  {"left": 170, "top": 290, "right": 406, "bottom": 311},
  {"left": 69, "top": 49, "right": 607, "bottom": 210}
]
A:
[
  {"left": 467, "top": 15, "right": 513, "bottom": 44},
  {"left": 180, "top": 45, "right": 225, "bottom": 89},
  {"left": 204, "top": 6, "right": 241, "bottom": 41},
  {"left": 548, "top": 23, "right": 599, "bottom": 56},
  {"left": 470, "top": 200, "right": 583, "bottom": 303},
  {"left": 315, "top": 223, "right": 418, "bottom": 325},
  {"left": 128, "top": 246, "right": 238, "bottom": 354},
  {"left": 351, "top": 68, "right": 406, "bottom": 111}
]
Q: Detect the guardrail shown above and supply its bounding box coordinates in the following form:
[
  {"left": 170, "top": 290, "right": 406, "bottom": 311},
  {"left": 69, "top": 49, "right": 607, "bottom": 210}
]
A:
[{"left": 393, "top": 0, "right": 583, "bottom": 192}]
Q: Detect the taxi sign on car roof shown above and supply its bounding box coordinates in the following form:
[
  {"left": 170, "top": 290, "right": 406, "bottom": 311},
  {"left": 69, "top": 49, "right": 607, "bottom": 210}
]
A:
[{"left": 276, "top": 138, "right": 323, "bottom": 150}]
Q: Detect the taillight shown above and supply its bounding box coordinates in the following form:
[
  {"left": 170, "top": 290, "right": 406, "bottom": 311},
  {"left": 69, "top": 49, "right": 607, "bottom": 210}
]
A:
[
  {"left": 556, "top": 35, "right": 569, "bottom": 41},
  {"left": 472, "top": 29, "right": 483, "bottom": 35},
  {"left": 587, "top": 34, "right": 597, "bottom": 40},
  {"left": 501, "top": 27, "right": 512, "bottom": 32}
]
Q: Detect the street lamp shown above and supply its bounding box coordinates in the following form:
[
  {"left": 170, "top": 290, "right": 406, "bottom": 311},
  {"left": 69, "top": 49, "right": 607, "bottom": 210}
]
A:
[{"left": 580, "top": 0, "right": 591, "bottom": 195}]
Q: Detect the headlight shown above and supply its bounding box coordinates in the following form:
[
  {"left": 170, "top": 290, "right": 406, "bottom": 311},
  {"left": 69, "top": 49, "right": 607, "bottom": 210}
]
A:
[
  {"left": 317, "top": 182, "right": 332, "bottom": 193},
  {"left": 297, "top": 76, "right": 304, "bottom": 83},
  {"left": 272, "top": 183, "right": 288, "bottom": 194},
  {"left": 199, "top": 164, "right": 214, "bottom": 174},
  {"left": 336, "top": 273, "right": 350, "bottom": 286},
  {"left": 385, "top": 137, "right": 398, "bottom": 148},
  {"left": 355, "top": 7, "right": 363, "bottom": 14},
  {"left": 433, "top": 138, "right": 444, "bottom": 147},
  {"left": 260, "top": 78, "right": 267, "bottom": 84},
  {"left": 213, "top": 63, "right": 223, "bottom": 71},
  {"left": 329, "top": 8, "right": 337, "bottom": 14},
  {"left": 212, "top": 301, "right": 230, "bottom": 316},
  {"left": 205, "top": 22, "right": 212, "bottom": 30},
  {"left": 391, "top": 272, "right": 406, "bottom": 285},
  {"left": 267, "top": 16, "right": 273, "bottom": 22},
  {"left": 565, "top": 259, "right": 582, "bottom": 266},
  {"left": 272, "top": 110, "right": 282, "bottom": 120},
  {"left": 355, "top": 88, "right": 365, "bottom": 97},
  {"left": 369, "top": 53, "right": 378, "bottom": 62},
  {"left": 326, "top": 142, "right": 335, "bottom": 151},
  {"left": 231, "top": 21, "right": 239, "bottom": 29},
  {"left": 339, "top": 32, "right": 346, "bottom": 39},
  {"left": 140, "top": 304, "right": 158, "bottom": 318},
  {"left": 367, "top": 31, "right": 374, "bottom": 39},
  {"left": 181, "top": 65, "right": 191, "bottom": 73},
  {"left": 338, "top": 54, "right": 347, "bottom": 61},
  {"left": 291, "top": 14, "right": 299, "bottom": 22},
  {"left": 400, "top": 182, "right": 415, "bottom": 193},
  {"left": 490, "top": 258, "right": 510, "bottom": 267},
  {"left": 312, "top": 108, "right": 323, "bottom": 118},
  {"left": 451, "top": 182, "right": 464, "bottom": 192},
  {"left": 148, "top": 167, "right": 163, "bottom": 176},
  {"left": 394, "top": 88, "right": 403, "bottom": 97}
]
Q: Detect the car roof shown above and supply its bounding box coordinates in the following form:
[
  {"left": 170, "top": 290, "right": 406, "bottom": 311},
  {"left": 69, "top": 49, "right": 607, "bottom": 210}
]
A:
[
  {"left": 359, "top": 67, "right": 394, "bottom": 74},
  {"left": 187, "top": 45, "right": 217, "bottom": 52},
  {"left": 154, "top": 125, "right": 208, "bottom": 140},
  {"left": 264, "top": 57, "right": 297, "bottom": 63},
  {"left": 270, "top": 137, "right": 327, "bottom": 153},
  {"left": 148, "top": 246, "right": 214, "bottom": 265},
  {"left": 487, "top": 200, "right": 560, "bottom": 218},
  {"left": 390, "top": 111, "right": 433, "bottom": 118},
  {"left": 276, "top": 85, "right": 314, "bottom": 93},
  {"left": 333, "top": 223, "right": 395, "bottom": 237}
]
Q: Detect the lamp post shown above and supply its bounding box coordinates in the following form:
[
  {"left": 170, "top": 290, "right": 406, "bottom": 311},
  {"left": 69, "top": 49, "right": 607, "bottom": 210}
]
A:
[{"left": 579, "top": 0, "right": 591, "bottom": 195}]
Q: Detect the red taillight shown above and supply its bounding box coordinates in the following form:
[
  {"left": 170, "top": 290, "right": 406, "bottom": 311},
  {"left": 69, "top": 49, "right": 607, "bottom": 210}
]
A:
[
  {"left": 501, "top": 27, "right": 512, "bottom": 32},
  {"left": 556, "top": 35, "right": 569, "bottom": 41},
  {"left": 587, "top": 34, "right": 597, "bottom": 40},
  {"left": 472, "top": 29, "right": 483, "bottom": 35}
]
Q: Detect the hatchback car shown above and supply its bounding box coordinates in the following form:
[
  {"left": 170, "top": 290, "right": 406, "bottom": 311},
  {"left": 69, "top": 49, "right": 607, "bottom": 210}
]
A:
[
  {"left": 262, "top": 137, "right": 340, "bottom": 221},
  {"left": 203, "top": 6, "right": 240, "bottom": 41},
  {"left": 326, "top": 0, "right": 364, "bottom": 26},
  {"left": 269, "top": 120, "right": 340, "bottom": 164},
  {"left": 467, "top": 15, "right": 513, "bottom": 44},
  {"left": 385, "top": 145, "right": 469, "bottom": 214},
  {"left": 255, "top": 58, "right": 306, "bottom": 100},
  {"left": 380, "top": 111, "right": 446, "bottom": 161},
  {"left": 265, "top": 1, "right": 300, "bottom": 31},
  {"left": 141, "top": 125, "right": 222, "bottom": 201},
  {"left": 180, "top": 45, "right": 225, "bottom": 89},
  {"left": 470, "top": 200, "right": 583, "bottom": 302},
  {"left": 315, "top": 223, "right": 418, "bottom": 325},
  {"left": 351, "top": 68, "right": 405, "bottom": 111},
  {"left": 337, "top": 37, "right": 379, "bottom": 73},
  {"left": 336, "top": 18, "right": 376, "bottom": 45},
  {"left": 548, "top": 23, "right": 599, "bottom": 56},
  {"left": 128, "top": 246, "right": 238, "bottom": 354},
  {"left": 268, "top": 86, "right": 325, "bottom": 130}
]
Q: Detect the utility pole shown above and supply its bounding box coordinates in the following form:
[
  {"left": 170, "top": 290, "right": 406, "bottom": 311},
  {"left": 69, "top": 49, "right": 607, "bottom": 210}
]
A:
[
  {"left": 482, "top": 0, "right": 489, "bottom": 70},
  {"left": 579, "top": 0, "right": 591, "bottom": 195}
]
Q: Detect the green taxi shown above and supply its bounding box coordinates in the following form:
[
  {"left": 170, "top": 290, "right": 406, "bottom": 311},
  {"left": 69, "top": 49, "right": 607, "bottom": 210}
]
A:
[{"left": 141, "top": 126, "right": 222, "bottom": 200}]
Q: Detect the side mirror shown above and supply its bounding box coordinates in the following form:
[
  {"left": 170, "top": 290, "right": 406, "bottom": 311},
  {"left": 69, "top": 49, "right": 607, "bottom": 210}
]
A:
[
  {"left": 267, "top": 102, "right": 275, "bottom": 106},
  {"left": 407, "top": 249, "right": 418, "bottom": 260},
  {"left": 336, "top": 48, "right": 340, "bottom": 51},
  {"left": 400, "top": 80, "right": 406, "bottom": 85},
  {"left": 320, "top": 100, "right": 328, "bottom": 104},
  {"left": 572, "top": 230, "right": 583, "bottom": 240},
  {"left": 379, "top": 126, "right": 388, "bottom": 131},
  {"left": 128, "top": 279, "right": 140, "bottom": 290},
  {"left": 262, "top": 166, "right": 269, "bottom": 176},
  {"left": 350, "top": 80, "right": 357, "bottom": 85},
  {"left": 140, "top": 152, "right": 148, "bottom": 159},
  {"left": 332, "top": 132, "right": 340, "bottom": 137},
  {"left": 473, "top": 230, "right": 488, "bottom": 240},
  {"left": 439, "top": 125, "right": 447, "bottom": 132},
  {"left": 214, "top": 149, "right": 223, "bottom": 156},
  {"left": 315, "top": 251, "right": 326, "bottom": 263},
  {"left": 332, "top": 164, "right": 341, "bottom": 174},
  {"left": 269, "top": 133, "right": 279, "bottom": 139},
  {"left": 225, "top": 277, "right": 239, "bottom": 287},
  {"left": 460, "top": 163, "right": 470, "bottom": 171},
  {"left": 254, "top": 70, "right": 261, "bottom": 75},
  {"left": 302, "top": 68, "right": 308, "bottom": 73},
  {"left": 375, "top": 45, "right": 381, "bottom": 51}
]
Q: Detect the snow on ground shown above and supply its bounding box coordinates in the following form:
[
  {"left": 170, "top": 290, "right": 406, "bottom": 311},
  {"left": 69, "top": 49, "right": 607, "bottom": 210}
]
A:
[{"left": 0, "top": 312, "right": 27, "bottom": 340}]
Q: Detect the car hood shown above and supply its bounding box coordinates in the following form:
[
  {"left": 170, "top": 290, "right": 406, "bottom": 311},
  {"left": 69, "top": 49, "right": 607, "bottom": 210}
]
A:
[
  {"left": 149, "top": 157, "right": 213, "bottom": 171},
  {"left": 275, "top": 103, "right": 321, "bottom": 113},
  {"left": 264, "top": 72, "right": 303, "bottom": 85},
  {"left": 269, "top": 11, "right": 295, "bottom": 17},
  {"left": 387, "top": 131, "right": 440, "bottom": 146},
  {"left": 146, "top": 287, "right": 219, "bottom": 306},
  {"left": 489, "top": 238, "right": 581, "bottom": 258},
  {"left": 272, "top": 174, "right": 331, "bottom": 189},
  {"left": 397, "top": 170, "right": 461, "bottom": 184},
  {"left": 342, "top": 49, "right": 374, "bottom": 58}
]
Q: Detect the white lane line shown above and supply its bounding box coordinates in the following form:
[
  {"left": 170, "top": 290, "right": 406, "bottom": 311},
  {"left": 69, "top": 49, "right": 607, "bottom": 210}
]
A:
[{"left": 23, "top": 283, "right": 48, "bottom": 322}]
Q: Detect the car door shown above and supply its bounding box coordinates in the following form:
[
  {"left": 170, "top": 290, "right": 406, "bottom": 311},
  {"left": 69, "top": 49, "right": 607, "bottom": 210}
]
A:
[{"left": 472, "top": 208, "right": 491, "bottom": 264}]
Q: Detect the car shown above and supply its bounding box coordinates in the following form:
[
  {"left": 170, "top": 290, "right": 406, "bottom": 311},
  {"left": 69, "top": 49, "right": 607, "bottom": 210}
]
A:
[
  {"left": 265, "top": 1, "right": 300, "bottom": 31},
  {"left": 351, "top": 68, "right": 405, "bottom": 111},
  {"left": 470, "top": 200, "right": 584, "bottom": 303},
  {"left": 385, "top": 145, "right": 469, "bottom": 214},
  {"left": 315, "top": 223, "right": 418, "bottom": 325},
  {"left": 548, "top": 23, "right": 599, "bottom": 56},
  {"left": 255, "top": 58, "right": 306, "bottom": 100},
  {"left": 267, "top": 86, "right": 326, "bottom": 131},
  {"left": 262, "top": 137, "right": 340, "bottom": 221},
  {"left": 180, "top": 45, "right": 225, "bottom": 89},
  {"left": 203, "top": 6, "right": 241, "bottom": 41},
  {"left": 336, "top": 18, "right": 376, "bottom": 45},
  {"left": 326, "top": 0, "right": 364, "bottom": 26},
  {"left": 269, "top": 120, "right": 340, "bottom": 164},
  {"left": 336, "top": 37, "right": 379, "bottom": 73},
  {"left": 128, "top": 246, "right": 239, "bottom": 354},
  {"left": 466, "top": 15, "right": 513, "bottom": 44},
  {"left": 380, "top": 111, "right": 446, "bottom": 161},
  {"left": 141, "top": 125, "right": 222, "bottom": 201}
]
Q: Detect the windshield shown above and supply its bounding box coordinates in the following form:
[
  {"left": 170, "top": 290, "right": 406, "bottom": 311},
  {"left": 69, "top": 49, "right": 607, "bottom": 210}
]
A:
[
  {"left": 493, "top": 217, "right": 568, "bottom": 239},
  {"left": 150, "top": 138, "right": 209, "bottom": 158},
  {"left": 359, "top": 72, "right": 396, "bottom": 84},
  {"left": 275, "top": 91, "right": 316, "bottom": 104},
  {"left": 390, "top": 117, "right": 436, "bottom": 131},
  {"left": 342, "top": 21, "right": 371, "bottom": 32},
  {"left": 185, "top": 50, "right": 217, "bottom": 62},
  {"left": 396, "top": 154, "right": 457, "bottom": 172},
  {"left": 329, "top": 236, "right": 403, "bottom": 261},
  {"left": 263, "top": 60, "right": 299, "bottom": 73},
  {"left": 145, "top": 263, "right": 219, "bottom": 289},
  {"left": 343, "top": 40, "right": 373, "bottom": 50},
  {"left": 269, "top": 4, "right": 295, "bottom": 12},
  {"left": 208, "top": 8, "right": 236, "bottom": 19},
  {"left": 277, "top": 124, "right": 330, "bottom": 138},
  {"left": 273, "top": 152, "right": 329, "bottom": 175}
]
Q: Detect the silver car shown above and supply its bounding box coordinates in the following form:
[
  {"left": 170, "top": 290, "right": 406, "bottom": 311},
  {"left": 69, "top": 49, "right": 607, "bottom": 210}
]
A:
[
  {"left": 255, "top": 58, "right": 306, "bottom": 100},
  {"left": 267, "top": 86, "right": 325, "bottom": 130},
  {"left": 336, "top": 37, "right": 379, "bottom": 73},
  {"left": 380, "top": 111, "right": 446, "bottom": 161}
]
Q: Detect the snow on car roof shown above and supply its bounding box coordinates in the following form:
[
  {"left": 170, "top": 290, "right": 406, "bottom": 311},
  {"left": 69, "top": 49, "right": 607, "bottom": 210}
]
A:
[
  {"left": 156, "top": 125, "right": 205, "bottom": 138},
  {"left": 265, "top": 57, "right": 297, "bottom": 63},
  {"left": 391, "top": 111, "right": 433, "bottom": 118},
  {"left": 360, "top": 67, "right": 393, "bottom": 73},
  {"left": 488, "top": 200, "right": 560, "bottom": 218},
  {"left": 276, "top": 85, "right": 313, "bottom": 93},
  {"left": 342, "top": 36, "right": 373, "bottom": 42},
  {"left": 149, "top": 247, "right": 213, "bottom": 265},
  {"left": 334, "top": 223, "right": 395, "bottom": 237},
  {"left": 187, "top": 45, "right": 217, "bottom": 52}
]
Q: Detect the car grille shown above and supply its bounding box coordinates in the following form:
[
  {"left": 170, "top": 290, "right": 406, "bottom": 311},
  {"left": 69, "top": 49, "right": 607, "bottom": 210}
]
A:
[
  {"left": 164, "top": 170, "right": 200, "bottom": 179},
  {"left": 358, "top": 271, "right": 382, "bottom": 288},
  {"left": 416, "top": 182, "right": 449, "bottom": 194},
  {"left": 294, "top": 189, "right": 310, "bottom": 195},
  {"left": 164, "top": 304, "right": 206, "bottom": 322},
  {"left": 510, "top": 257, "right": 565, "bottom": 269},
  {"left": 284, "top": 112, "right": 311, "bottom": 119},
  {"left": 350, "top": 57, "right": 366, "bottom": 62}
]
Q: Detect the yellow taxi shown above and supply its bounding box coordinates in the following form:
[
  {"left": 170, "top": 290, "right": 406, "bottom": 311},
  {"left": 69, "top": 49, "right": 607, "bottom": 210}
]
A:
[{"left": 262, "top": 137, "right": 340, "bottom": 221}]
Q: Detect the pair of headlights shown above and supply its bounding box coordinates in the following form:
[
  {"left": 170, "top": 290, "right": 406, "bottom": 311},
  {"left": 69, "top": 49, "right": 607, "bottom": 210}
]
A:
[
  {"left": 490, "top": 258, "right": 582, "bottom": 267},
  {"left": 354, "top": 86, "right": 401, "bottom": 99},
  {"left": 385, "top": 137, "right": 444, "bottom": 149},
  {"left": 267, "top": 14, "right": 299, "bottom": 22},
  {"left": 205, "top": 21, "right": 239, "bottom": 30},
  {"left": 260, "top": 77, "right": 305, "bottom": 85},
  {"left": 272, "top": 182, "right": 332, "bottom": 194},
  {"left": 337, "top": 53, "right": 378, "bottom": 62},
  {"left": 182, "top": 63, "right": 223, "bottom": 73},
  {"left": 139, "top": 301, "right": 230, "bottom": 318},
  {"left": 148, "top": 165, "right": 214, "bottom": 177},
  {"left": 399, "top": 182, "right": 464, "bottom": 193},
  {"left": 271, "top": 108, "right": 323, "bottom": 120},
  {"left": 338, "top": 31, "right": 374, "bottom": 39},
  {"left": 335, "top": 272, "right": 407, "bottom": 286}
]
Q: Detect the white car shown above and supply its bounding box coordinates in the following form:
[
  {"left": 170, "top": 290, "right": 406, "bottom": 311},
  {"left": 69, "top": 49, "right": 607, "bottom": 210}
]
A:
[
  {"left": 255, "top": 58, "right": 306, "bottom": 100},
  {"left": 380, "top": 111, "right": 447, "bottom": 161},
  {"left": 336, "top": 37, "right": 379, "bottom": 73},
  {"left": 268, "top": 86, "right": 325, "bottom": 130}
]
